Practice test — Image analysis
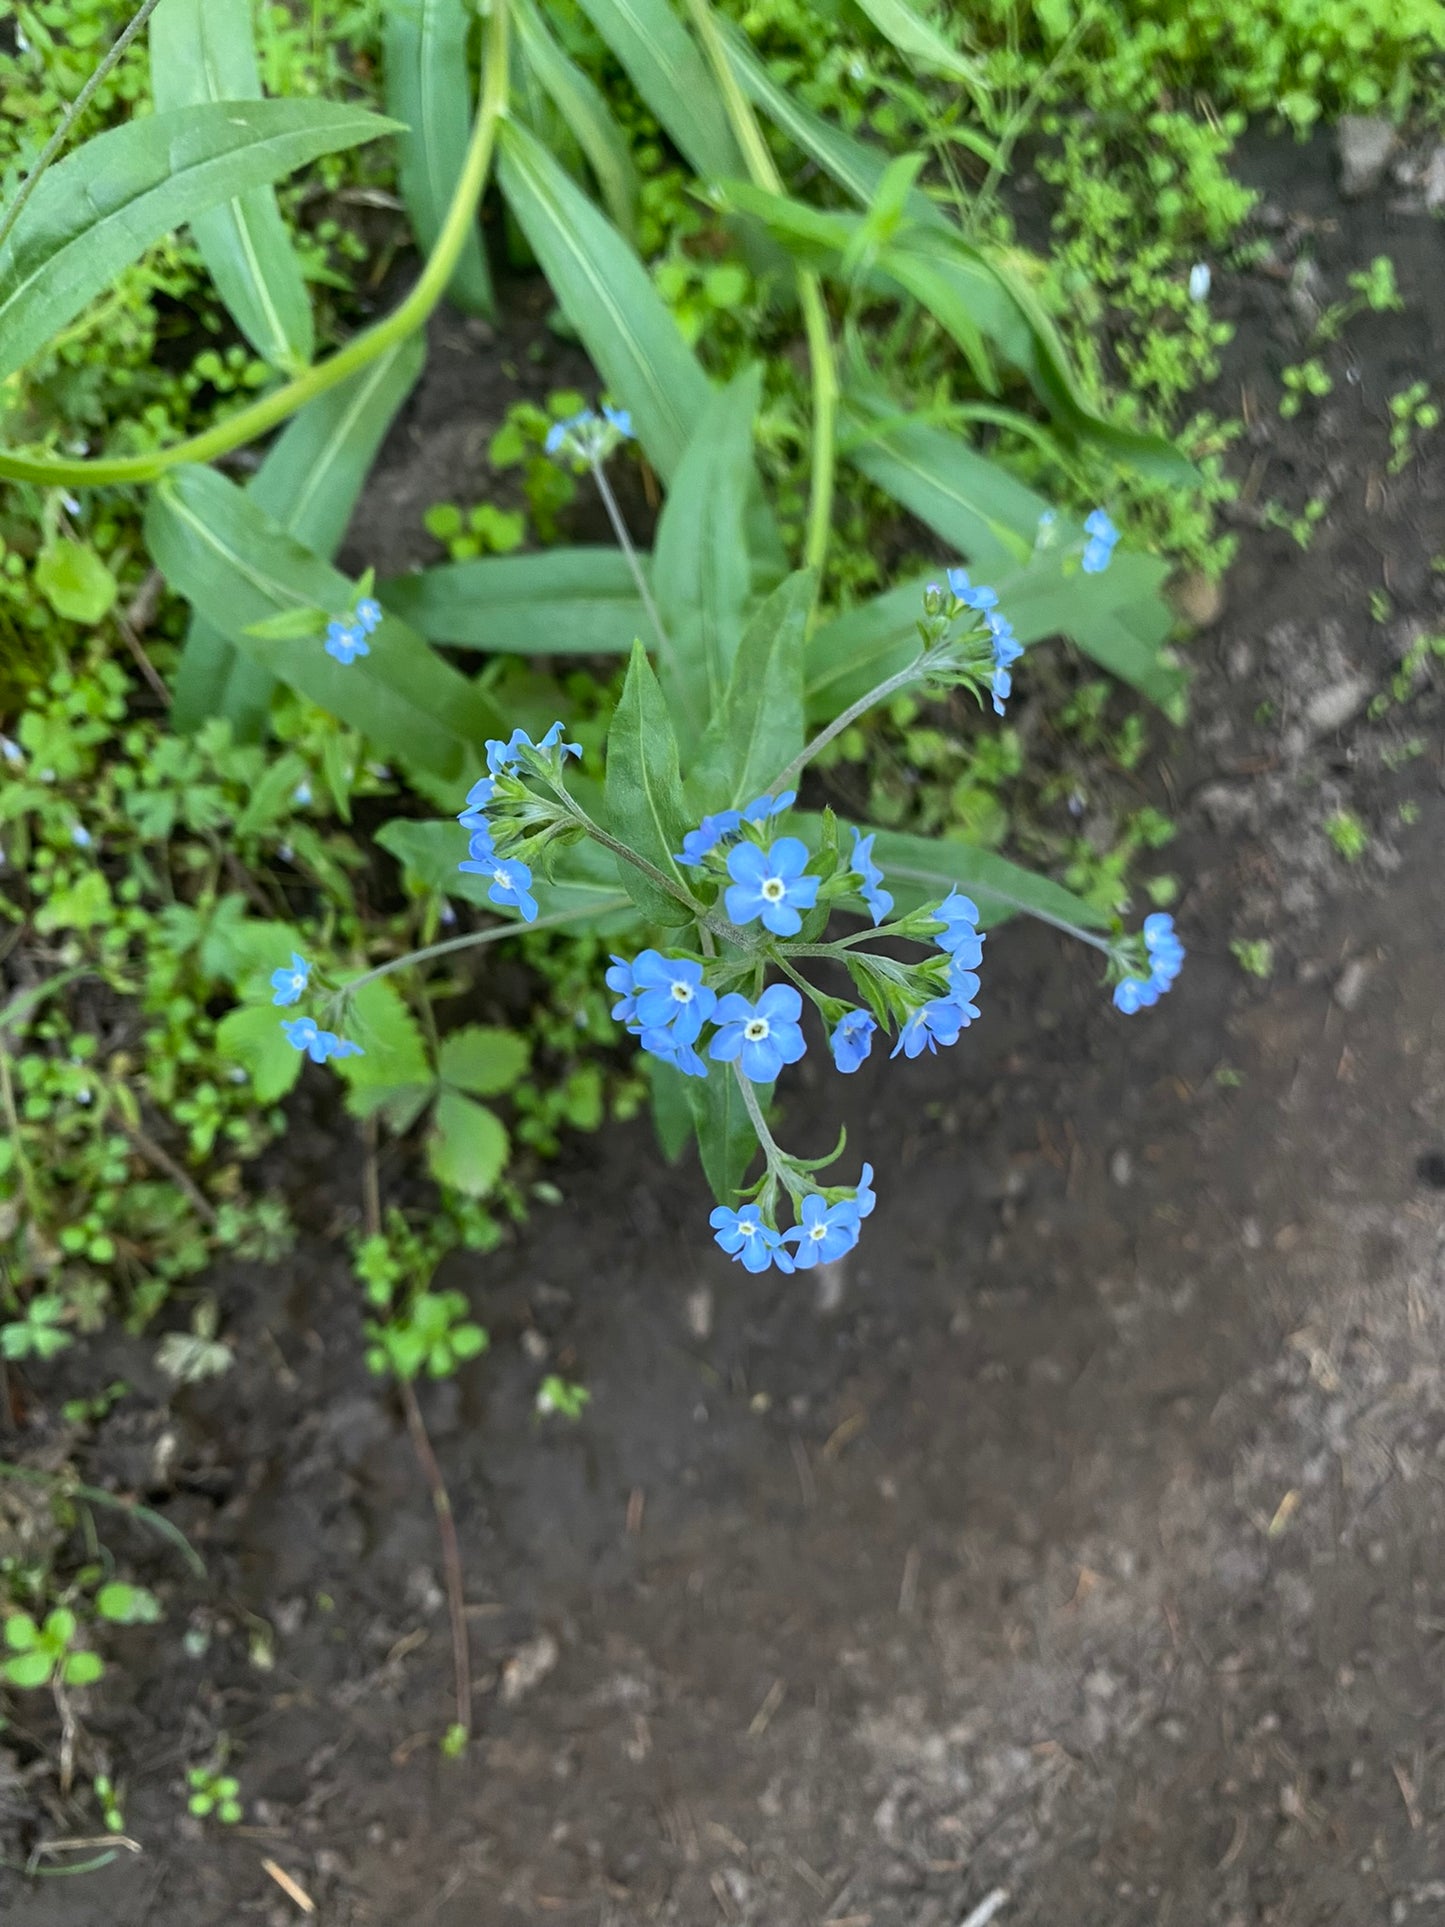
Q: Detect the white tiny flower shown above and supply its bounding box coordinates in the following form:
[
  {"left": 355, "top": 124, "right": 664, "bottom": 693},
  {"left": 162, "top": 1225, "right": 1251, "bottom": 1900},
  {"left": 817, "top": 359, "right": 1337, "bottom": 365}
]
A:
[
  {"left": 0, "top": 736, "right": 22, "bottom": 767},
  {"left": 71, "top": 824, "right": 92, "bottom": 848},
  {"left": 1188, "top": 262, "right": 1211, "bottom": 302}
]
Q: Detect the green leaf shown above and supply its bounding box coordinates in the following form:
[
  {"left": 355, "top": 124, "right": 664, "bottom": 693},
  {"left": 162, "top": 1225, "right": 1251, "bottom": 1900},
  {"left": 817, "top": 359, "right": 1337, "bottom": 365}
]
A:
[
  {"left": 45, "top": 1609, "right": 77, "bottom": 1647},
  {"left": 62, "top": 1650, "right": 104, "bottom": 1687},
  {"left": 4, "top": 1650, "right": 54, "bottom": 1689},
  {"left": 33, "top": 870, "right": 112, "bottom": 935},
  {"left": 214, "top": 1003, "right": 305, "bottom": 1104},
  {"left": 0, "top": 100, "right": 397, "bottom": 385},
  {"left": 4, "top": 1615, "right": 37, "bottom": 1652},
  {"left": 377, "top": 818, "right": 640, "bottom": 934},
  {"left": 603, "top": 641, "right": 692, "bottom": 926},
  {"left": 241, "top": 605, "right": 328, "bottom": 641},
  {"left": 383, "top": 0, "right": 493, "bottom": 315},
  {"left": 851, "top": 0, "right": 988, "bottom": 92},
  {"left": 866, "top": 827, "right": 1110, "bottom": 932},
  {"left": 147, "top": 465, "right": 503, "bottom": 792},
  {"left": 497, "top": 117, "right": 710, "bottom": 483},
  {"left": 806, "top": 552, "right": 1182, "bottom": 720},
  {"left": 379, "top": 547, "right": 646, "bottom": 654},
  {"left": 573, "top": 0, "right": 742, "bottom": 181},
  {"left": 171, "top": 334, "right": 426, "bottom": 737},
  {"left": 149, "top": 0, "right": 315, "bottom": 370},
  {"left": 95, "top": 1582, "right": 163, "bottom": 1625},
  {"left": 838, "top": 383, "right": 1183, "bottom": 709},
  {"left": 428, "top": 1090, "right": 509, "bottom": 1197},
  {"left": 35, "top": 538, "right": 117, "bottom": 623},
  {"left": 439, "top": 1024, "right": 530, "bottom": 1097},
  {"left": 332, "top": 978, "right": 432, "bottom": 1111},
  {"left": 718, "top": 25, "right": 1189, "bottom": 481},
  {"left": 513, "top": 0, "right": 638, "bottom": 240},
  {"left": 685, "top": 1068, "right": 767, "bottom": 1203},
  {"left": 647, "top": 1058, "right": 694, "bottom": 1164},
  {"left": 652, "top": 364, "right": 761, "bottom": 745},
  {"left": 688, "top": 568, "right": 812, "bottom": 812}
]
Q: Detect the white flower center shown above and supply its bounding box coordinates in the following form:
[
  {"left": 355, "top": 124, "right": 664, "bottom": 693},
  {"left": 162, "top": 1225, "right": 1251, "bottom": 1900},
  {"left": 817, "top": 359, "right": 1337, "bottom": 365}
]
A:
[
  {"left": 670, "top": 981, "right": 694, "bottom": 1003},
  {"left": 738, "top": 1218, "right": 757, "bottom": 1238},
  {"left": 744, "top": 1018, "right": 770, "bottom": 1042},
  {"left": 761, "top": 877, "right": 785, "bottom": 902},
  {"left": 808, "top": 1222, "right": 827, "bottom": 1241},
  {"left": 493, "top": 867, "right": 511, "bottom": 885}
]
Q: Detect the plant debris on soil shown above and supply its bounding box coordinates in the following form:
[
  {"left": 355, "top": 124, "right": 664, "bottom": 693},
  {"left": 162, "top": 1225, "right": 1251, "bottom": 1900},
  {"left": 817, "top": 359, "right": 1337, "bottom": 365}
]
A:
[{"left": 5, "top": 132, "right": 1445, "bottom": 1927}]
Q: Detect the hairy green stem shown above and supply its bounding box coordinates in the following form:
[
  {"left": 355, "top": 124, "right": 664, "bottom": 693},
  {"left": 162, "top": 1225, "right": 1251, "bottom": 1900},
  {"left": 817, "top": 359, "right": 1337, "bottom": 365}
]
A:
[
  {"left": 733, "top": 1065, "right": 784, "bottom": 1172},
  {"left": 0, "top": 1462, "right": 205, "bottom": 1579},
  {"left": 588, "top": 459, "right": 688, "bottom": 695},
  {"left": 682, "top": 0, "right": 838, "bottom": 601},
  {"left": 0, "top": 0, "right": 512, "bottom": 488},
  {"left": 772, "top": 657, "right": 926, "bottom": 794},
  {"left": 340, "top": 893, "right": 633, "bottom": 997},
  {"left": 0, "top": 0, "right": 164, "bottom": 259}
]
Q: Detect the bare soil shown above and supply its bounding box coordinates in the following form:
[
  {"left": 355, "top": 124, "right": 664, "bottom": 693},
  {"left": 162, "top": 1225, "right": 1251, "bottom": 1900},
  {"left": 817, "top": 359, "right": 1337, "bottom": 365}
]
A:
[{"left": 5, "top": 131, "right": 1445, "bottom": 1927}]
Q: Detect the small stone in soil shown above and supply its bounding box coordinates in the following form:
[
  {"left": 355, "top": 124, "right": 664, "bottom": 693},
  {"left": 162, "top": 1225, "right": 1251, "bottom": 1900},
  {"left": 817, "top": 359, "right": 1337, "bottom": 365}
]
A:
[{"left": 1336, "top": 116, "right": 1396, "bottom": 197}]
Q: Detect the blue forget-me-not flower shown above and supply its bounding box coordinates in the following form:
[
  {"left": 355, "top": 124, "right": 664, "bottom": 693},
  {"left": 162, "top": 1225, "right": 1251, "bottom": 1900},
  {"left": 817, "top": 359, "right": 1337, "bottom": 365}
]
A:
[
  {"left": 849, "top": 829, "right": 893, "bottom": 925},
  {"left": 270, "top": 952, "right": 310, "bottom": 1007},
  {"left": 725, "top": 837, "right": 819, "bottom": 937},
  {"left": 708, "top": 984, "right": 807, "bottom": 1083},
  {"left": 1081, "top": 509, "right": 1120, "bottom": 575},
  {"left": 830, "top": 1008, "right": 877, "bottom": 1074}
]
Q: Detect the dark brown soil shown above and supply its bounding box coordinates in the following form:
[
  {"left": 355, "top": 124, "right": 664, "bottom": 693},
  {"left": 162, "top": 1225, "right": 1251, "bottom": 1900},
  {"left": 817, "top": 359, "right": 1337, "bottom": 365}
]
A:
[{"left": 6, "top": 131, "right": 1445, "bottom": 1927}]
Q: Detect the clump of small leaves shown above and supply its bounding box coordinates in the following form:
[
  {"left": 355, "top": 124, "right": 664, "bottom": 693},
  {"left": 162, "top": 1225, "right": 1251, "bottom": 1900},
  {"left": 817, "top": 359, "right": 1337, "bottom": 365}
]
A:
[
  {"left": 2, "top": 1608, "right": 103, "bottom": 1689},
  {"left": 187, "top": 1764, "right": 243, "bottom": 1825}
]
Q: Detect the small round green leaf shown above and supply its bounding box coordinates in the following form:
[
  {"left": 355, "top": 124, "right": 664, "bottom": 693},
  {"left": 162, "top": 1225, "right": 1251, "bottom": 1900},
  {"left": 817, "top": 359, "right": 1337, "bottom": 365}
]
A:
[
  {"left": 63, "top": 1650, "right": 104, "bottom": 1687},
  {"left": 35, "top": 539, "right": 118, "bottom": 624},
  {"left": 427, "top": 1092, "right": 509, "bottom": 1198},
  {"left": 4, "top": 1650, "right": 55, "bottom": 1689}
]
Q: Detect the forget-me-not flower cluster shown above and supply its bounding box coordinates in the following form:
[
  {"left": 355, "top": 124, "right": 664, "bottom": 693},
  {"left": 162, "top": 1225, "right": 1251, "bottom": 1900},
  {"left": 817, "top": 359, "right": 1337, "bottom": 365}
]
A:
[
  {"left": 325, "top": 594, "right": 383, "bottom": 665},
  {"left": 1112, "top": 912, "right": 1185, "bottom": 1013}
]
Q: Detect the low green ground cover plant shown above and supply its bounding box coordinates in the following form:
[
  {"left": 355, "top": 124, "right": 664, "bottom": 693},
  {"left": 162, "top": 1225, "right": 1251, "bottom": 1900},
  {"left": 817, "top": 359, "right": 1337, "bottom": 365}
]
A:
[{"left": 0, "top": 0, "right": 1440, "bottom": 1846}]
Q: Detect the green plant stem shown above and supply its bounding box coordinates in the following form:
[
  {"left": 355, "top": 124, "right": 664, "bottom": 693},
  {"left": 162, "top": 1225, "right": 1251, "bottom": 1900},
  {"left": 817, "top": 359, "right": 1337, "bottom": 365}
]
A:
[
  {"left": 732, "top": 1064, "right": 784, "bottom": 1171},
  {"left": 341, "top": 895, "right": 634, "bottom": 997},
  {"left": 0, "top": 1463, "right": 206, "bottom": 1579},
  {"left": 772, "top": 657, "right": 926, "bottom": 793},
  {"left": 399, "top": 1374, "right": 472, "bottom": 1742},
  {"left": 0, "top": 0, "right": 164, "bottom": 259},
  {"left": 0, "top": 0, "right": 512, "bottom": 488},
  {"left": 682, "top": 0, "right": 838, "bottom": 598},
  {"left": 587, "top": 458, "right": 681, "bottom": 682},
  {"left": 360, "top": 1137, "right": 471, "bottom": 1746}
]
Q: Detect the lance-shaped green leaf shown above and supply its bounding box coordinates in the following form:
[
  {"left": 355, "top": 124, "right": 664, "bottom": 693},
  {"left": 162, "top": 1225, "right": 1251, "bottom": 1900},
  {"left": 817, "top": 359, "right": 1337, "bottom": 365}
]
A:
[
  {"left": 497, "top": 117, "right": 709, "bottom": 482},
  {"left": 573, "top": 0, "right": 742, "bottom": 182},
  {"left": 377, "top": 818, "right": 640, "bottom": 936},
  {"left": 686, "top": 1066, "right": 769, "bottom": 1204},
  {"left": 513, "top": 0, "right": 638, "bottom": 240},
  {"left": 146, "top": 465, "right": 503, "bottom": 792},
  {"left": 382, "top": 0, "right": 494, "bottom": 316},
  {"left": 806, "top": 545, "right": 1184, "bottom": 721},
  {"left": 0, "top": 99, "right": 398, "bottom": 384},
  {"left": 652, "top": 365, "right": 761, "bottom": 745},
  {"left": 869, "top": 827, "right": 1110, "bottom": 932},
  {"left": 852, "top": 0, "right": 988, "bottom": 94},
  {"left": 716, "top": 23, "right": 1190, "bottom": 482},
  {"left": 647, "top": 1057, "right": 695, "bottom": 1164},
  {"left": 379, "top": 547, "right": 646, "bottom": 654},
  {"left": 171, "top": 333, "right": 426, "bottom": 736},
  {"left": 148, "top": 0, "right": 314, "bottom": 371},
  {"left": 839, "top": 382, "right": 1183, "bottom": 710},
  {"left": 688, "top": 569, "right": 812, "bottom": 813},
  {"left": 603, "top": 641, "right": 693, "bottom": 926}
]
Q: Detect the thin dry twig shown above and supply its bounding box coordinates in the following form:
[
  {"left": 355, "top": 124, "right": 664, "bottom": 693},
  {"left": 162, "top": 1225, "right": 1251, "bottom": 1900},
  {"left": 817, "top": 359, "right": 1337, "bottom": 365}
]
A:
[{"left": 362, "top": 1123, "right": 472, "bottom": 1743}]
